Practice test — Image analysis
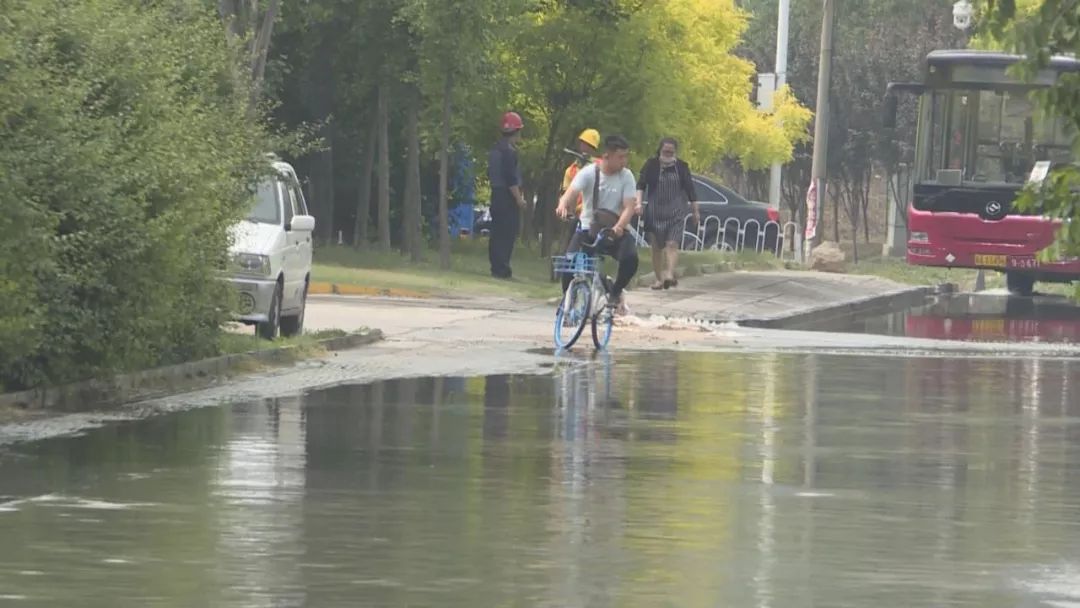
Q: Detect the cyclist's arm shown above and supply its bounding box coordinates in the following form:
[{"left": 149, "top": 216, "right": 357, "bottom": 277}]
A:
[
  {"left": 614, "top": 196, "right": 636, "bottom": 234},
  {"left": 557, "top": 186, "right": 580, "bottom": 218},
  {"left": 615, "top": 170, "right": 637, "bottom": 233}
]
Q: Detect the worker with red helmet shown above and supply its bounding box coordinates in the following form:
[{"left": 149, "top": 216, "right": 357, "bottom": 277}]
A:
[{"left": 487, "top": 111, "right": 527, "bottom": 279}]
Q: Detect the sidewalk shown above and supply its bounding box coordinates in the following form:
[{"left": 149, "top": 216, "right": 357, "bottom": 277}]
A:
[
  {"left": 623, "top": 270, "right": 931, "bottom": 326},
  {"left": 304, "top": 270, "right": 932, "bottom": 338}
]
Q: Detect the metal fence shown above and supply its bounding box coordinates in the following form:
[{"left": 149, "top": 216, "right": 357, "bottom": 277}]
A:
[{"left": 630, "top": 215, "right": 801, "bottom": 262}]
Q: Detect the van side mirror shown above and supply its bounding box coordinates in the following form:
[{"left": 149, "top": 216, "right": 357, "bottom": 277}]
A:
[
  {"left": 883, "top": 94, "right": 899, "bottom": 129},
  {"left": 288, "top": 215, "right": 315, "bottom": 232}
]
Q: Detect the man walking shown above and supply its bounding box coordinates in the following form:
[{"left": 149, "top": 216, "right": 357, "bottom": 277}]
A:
[{"left": 487, "top": 111, "right": 527, "bottom": 279}]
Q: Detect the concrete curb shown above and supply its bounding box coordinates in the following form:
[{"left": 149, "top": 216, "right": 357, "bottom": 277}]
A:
[
  {"left": 632, "top": 262, "right": 729, "bottom": 288},
  {"left": 738, "top": 284, "right": 954, "bottom": 330},
  {"left": 0, "top": 329, "right": 384, "bottom": 413}
]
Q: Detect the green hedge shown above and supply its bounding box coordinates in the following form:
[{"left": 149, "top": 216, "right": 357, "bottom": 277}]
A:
[{"left": 0, "top": 0, "right": 273, "bottom": 390}]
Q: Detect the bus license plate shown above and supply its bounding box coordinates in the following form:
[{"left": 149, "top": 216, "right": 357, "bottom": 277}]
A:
[
  {"left": 972, "top": 319, "right": 1006, "bottom": 337},
  {"left": 1007, "top": 256, "right": 1039, "bottom": 269},
  {"left": 974, "top": 254, "right": 1007, "bottom": 268}
]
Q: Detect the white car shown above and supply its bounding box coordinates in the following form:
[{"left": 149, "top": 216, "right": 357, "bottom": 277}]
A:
[{"left": 229, "top": 160, "right": 315, "bottom": 339}]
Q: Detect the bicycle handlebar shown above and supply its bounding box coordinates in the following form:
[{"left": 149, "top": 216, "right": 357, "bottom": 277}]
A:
[{"left": 581, "top": 228, "right": 615, "bottom": 250}]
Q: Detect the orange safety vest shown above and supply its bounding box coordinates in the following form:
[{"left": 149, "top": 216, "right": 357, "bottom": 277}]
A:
[{"left": 562, "top": 158, "right": 601, "bottom": 216}]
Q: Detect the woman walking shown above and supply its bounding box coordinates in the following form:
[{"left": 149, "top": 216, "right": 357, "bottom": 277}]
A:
[{"left": 636, "top": 138, "right": 699, "bottom": 289}]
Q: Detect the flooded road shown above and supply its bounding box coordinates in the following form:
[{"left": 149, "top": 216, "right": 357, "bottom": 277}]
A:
[
  {"left": 813, "top": 293, "right": 1080, "bottom": 344},
  {"left": 2, "top": 351, "right": 1080, "bottom": 606}
]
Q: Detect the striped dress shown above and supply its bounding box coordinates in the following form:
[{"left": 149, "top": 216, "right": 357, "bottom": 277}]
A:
[{"left": 645, "top": 164, "right": 690, "bottom": 246}]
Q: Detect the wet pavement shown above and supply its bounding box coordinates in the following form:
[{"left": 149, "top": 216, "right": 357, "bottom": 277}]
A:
[
  {"left": 3, "top": 351, "right": 1080, "bottom": 606},
  {"left": 812, "top": 293, "right": 1080, "bottom": 344}
]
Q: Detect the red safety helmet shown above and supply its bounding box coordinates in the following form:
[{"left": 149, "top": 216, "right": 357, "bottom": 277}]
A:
[{"left": 500, "top": 111, "right": 524, "bottom": 133}]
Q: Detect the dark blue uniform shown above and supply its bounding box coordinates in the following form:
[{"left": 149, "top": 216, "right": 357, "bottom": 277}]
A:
[{"left": 487, "top": 138, "right": 522, "bottom": 279}]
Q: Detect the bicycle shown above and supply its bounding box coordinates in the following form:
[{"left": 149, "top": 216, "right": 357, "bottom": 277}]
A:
[{"left": 552, "top": 228, "right": 617, "bottom": 351}]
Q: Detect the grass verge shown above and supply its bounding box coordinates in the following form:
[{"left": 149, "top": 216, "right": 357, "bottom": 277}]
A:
[
  {"left": 312, "top": 240, "right": 789, "bottom": 299},
  {"left": 219, "top": 329, "right": 351, "bottom": 358}
]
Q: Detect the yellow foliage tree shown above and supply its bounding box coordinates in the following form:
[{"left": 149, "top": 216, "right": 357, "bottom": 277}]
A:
[{"left": 630, "top": 0, "right": 812, "bottom": 170}]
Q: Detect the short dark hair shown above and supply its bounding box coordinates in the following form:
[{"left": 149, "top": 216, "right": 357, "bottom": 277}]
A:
[{"left": 604, "top": 134, "right": 629, "bottom": 152}]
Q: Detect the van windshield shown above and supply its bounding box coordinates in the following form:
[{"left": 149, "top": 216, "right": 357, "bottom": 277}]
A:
[{"left": 246, "top": 180, "right": 281, "bottom": 225}]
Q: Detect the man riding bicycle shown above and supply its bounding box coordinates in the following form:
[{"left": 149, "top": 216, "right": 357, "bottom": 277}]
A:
[{"left": 556, "top": 134, "right": 639, "bottom": 314}]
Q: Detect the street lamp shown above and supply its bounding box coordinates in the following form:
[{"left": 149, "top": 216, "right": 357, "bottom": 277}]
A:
[{"left": 953, "top": 0, "right": 974, "bottom": 30}]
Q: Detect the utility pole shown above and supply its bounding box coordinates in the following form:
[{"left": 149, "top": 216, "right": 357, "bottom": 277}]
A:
[
  {"left": 806, "top": 0, "right": 835, "bottom": 258},
  {"left": 768, "top": 0, "right": 791, "bottom": 212}
]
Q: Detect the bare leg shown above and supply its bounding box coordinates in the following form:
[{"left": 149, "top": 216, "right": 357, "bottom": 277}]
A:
[
  {"left": 665, "top": 242, "right": 679, "bottom": 282},
  {"left": 650, "top": 243, "right": 665, "bottom": 288}
]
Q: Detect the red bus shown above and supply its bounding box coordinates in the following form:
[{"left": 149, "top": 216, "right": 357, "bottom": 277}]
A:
[{"left": 885, "top": 50, "right": 1080, "bottom": 296}]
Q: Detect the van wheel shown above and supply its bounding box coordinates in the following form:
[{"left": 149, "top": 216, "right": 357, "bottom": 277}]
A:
[
  {"left": 257, "top": 283, "right": 282, "bottom": 340},
  {"left": 1006, "top": 272, "right": 1036, "bottom": 297},
  {"left": 280, "top": 282, "right": 307, "bottom": 338}
]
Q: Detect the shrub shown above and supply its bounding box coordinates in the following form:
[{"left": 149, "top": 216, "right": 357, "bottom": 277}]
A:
[{"left": 0, "top": 0, "right": 273, "bottom": 389}]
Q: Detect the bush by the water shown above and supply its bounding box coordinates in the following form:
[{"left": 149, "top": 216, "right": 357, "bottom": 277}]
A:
[{"left": 0, "top": 0, "right": 273, "bottom": 390}]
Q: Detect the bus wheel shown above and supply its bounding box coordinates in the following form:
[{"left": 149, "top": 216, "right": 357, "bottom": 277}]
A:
[{"left": 1006, "top": 272, "right": 1036, "bottom": 297}]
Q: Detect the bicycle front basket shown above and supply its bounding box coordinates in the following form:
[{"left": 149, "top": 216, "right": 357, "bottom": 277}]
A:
[{"left": 552, "top": 252, "right": 598, "bottom": 275}]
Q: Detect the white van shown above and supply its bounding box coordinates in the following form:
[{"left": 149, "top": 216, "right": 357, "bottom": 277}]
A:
[{"left": 229, "top": 160, "right": 315, "bottom": 339}]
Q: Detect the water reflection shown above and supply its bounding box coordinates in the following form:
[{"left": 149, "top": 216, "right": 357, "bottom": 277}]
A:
[
  {"left": 0, "top": 352, "right": 1078, "bottom": 606},
  {"left": 814, "top": 293, "right": 1080, "bottom": 344}
]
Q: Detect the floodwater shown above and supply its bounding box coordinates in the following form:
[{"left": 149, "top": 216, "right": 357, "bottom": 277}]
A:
[
  {"left": 814, "top": 293, "right": 1080, "bottom": 344},
  {"left": 2, "top": 351, "right": 1080, "bottom": 607}
]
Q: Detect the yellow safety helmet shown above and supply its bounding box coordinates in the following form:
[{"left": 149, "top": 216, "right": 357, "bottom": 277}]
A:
[{"left": 578, "top": 128, "right": 601, "bottom": 150}]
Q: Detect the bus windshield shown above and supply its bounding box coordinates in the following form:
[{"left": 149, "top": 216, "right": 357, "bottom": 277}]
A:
[{"left": 922, "top": 88, "right": 1075, "bottom": 185}]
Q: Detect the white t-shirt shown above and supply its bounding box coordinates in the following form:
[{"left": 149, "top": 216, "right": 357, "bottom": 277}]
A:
[{"left": 570, "top": 163, "right": 637, "bottom": 230}]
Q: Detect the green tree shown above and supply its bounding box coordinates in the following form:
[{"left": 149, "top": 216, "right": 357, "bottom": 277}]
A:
[
  {"left": 266, "top": 0, "right": 808, "bottom": 262},
  {"left": 399, "top": 0, "right": 513, "bottom": 269}
]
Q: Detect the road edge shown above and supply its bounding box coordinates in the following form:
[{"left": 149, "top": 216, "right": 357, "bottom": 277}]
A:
[
  {"left": 739, "top": 284, "right": 955, "bottom": 329},
  {"left": 0, "top": 329, "right": 384, "bottom": 413}
]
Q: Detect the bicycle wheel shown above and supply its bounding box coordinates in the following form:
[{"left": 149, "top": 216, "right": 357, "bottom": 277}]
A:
[
  {"left": 591, "top": 300, "right": 614, "bottom": 350},
  {"left": 554, "top": 279, "right": 591, "bottom": 350}
]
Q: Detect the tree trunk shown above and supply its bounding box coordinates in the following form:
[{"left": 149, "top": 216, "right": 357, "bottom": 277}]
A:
[
  {"left": 249, "top": 0, "right": 280, "bottom": 103},
  {"left": 404, "top": 95, "right": 423, "bottom": 261},
  {"left": 861, "top": 167, "right": 872, "bottom": 243},
  {"left": 377, "top": 85, "right": 392, "bottom": 252},
  {"left": 353, "top": 109, "right": 377, "bottom": 249},
  {"left": 850, "top": 214, "right": 860, "bottom": 264},
  {"left": 217, "top": 0, "right": 244, "bottom": 39},
  {"left": 538, "top": 112, "right": 565, "bottom": 258},
  {"left": 298, "top": 26, "right": 337, "bottom": 244},
  {"left": 311, "top": 132, "right": 335, "bottom": 244},
  {"left": 437, "top": 72, "right": 453, "bottom": 270}
]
